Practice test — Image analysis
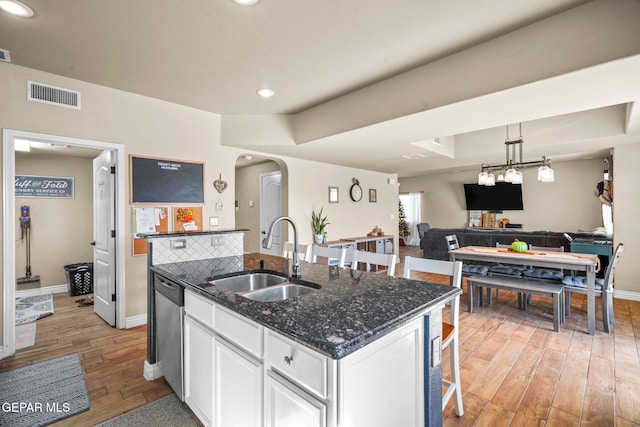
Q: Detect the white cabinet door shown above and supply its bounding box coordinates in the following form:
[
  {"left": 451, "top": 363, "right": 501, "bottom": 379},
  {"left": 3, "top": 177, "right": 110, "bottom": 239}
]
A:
[
  {"left": 184, "top": 315, "right": 215, "bottom": 427},
  {"left": 265, "top": 372, "right": 326, "bottom": 427},
  {"left": 214, "top": 337, "right": 263, "bottom": 427}
]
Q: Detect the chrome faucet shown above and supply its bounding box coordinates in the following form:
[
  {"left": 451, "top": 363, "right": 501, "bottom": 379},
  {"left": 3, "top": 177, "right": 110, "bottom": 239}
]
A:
[{"left": 262, "top": 216, "right": 301, "bottom": 277}]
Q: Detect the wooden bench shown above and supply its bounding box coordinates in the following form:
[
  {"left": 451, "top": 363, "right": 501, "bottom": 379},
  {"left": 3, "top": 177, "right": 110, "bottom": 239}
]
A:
[{"left": 466, "top": 275, "right": 564, "bottom": 332}]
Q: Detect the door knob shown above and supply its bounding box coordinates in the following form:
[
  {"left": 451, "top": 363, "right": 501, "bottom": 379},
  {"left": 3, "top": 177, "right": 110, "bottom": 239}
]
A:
[{"left": 90, "top": 241, "right": 96, "bottom": 246}]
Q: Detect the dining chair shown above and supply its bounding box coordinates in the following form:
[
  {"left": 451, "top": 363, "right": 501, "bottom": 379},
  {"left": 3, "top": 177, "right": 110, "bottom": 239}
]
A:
[
  {"left": 403, "top": 256, "right": 464, "bottom": 417},
  {"left": 417, "top": 223, "right": 431, "bottom": 240},
  {"left": 282, "top": 242, "right": 312, "bottom": 262},
  {"left": 351, "top": 250, "right": 396, "bottom": 276},
  {"left": 529, "top": 245, "right": 564, "bottom": 252},
  {"left": 562, "top": 243, "right": 624, "bottom": 332},
  {"left": 310, "top": 245, "right": 347, "bottom": 268}
]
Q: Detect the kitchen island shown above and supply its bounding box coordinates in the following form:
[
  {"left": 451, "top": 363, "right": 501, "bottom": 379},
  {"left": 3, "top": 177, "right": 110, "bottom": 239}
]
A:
[{"left": 149, "top": 250, "right": 459, "bottom": 427}]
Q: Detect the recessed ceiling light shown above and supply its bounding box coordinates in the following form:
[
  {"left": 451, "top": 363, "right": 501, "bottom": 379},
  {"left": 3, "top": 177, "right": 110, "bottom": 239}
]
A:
[
  {"left": 256, "top": 88, "right": 275, "bottom": 98},
  {"left": 232, "top": 0, "right": 259, "bottom": 6},
  {"left": 0, "top": 0, "right": 34, "bottom": 17},
  {"left": 242, "top": 155, "right": 253, "bottom": 160}
]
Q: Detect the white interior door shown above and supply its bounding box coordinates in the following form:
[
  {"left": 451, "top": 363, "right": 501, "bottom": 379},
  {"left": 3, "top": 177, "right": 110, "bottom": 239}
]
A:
[
  {"left": 260, "top": 172, "right": 282, "bottom": 256},
  {"left": 93, "top": 150, "right": 116, "bottom": 325}
]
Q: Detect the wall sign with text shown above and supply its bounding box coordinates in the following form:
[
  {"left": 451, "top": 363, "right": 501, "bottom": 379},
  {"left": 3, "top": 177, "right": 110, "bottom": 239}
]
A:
[
  {"left": 130, "top": 155, "right": 204, "bottom": 204},
  {"left": 15, "top": 174, "right": 75, "bottom": 198}
]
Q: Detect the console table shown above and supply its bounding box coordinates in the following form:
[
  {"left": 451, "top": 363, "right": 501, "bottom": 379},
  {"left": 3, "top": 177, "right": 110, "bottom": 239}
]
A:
[
  {"left": 570, "top": 239, "right": 613, "bottom": 257},
  {"left": 322, "top": 235, "right": 395, "bottom": 266}
]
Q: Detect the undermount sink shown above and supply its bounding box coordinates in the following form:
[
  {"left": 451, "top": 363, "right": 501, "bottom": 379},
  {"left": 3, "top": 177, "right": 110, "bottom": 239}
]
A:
[
  {"left": 209, "top": 272, "right": 288, "bottom": 293},
  {"left": 209, "top": 271, "right": 320, "bottom": 302},
  {"left": 241, "top": 283, "right": 318, "bottom": 302}
]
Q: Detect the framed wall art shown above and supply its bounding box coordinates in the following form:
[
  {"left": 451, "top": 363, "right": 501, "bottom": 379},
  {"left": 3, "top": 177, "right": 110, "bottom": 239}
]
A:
[{"left": 328, "top": 186, "right": 339, "bottom": 203}]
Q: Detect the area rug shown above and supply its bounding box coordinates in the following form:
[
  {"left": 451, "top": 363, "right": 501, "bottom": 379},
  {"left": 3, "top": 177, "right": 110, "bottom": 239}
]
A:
[
  {"left": 96, "top": 393, "right": 202, "bottom": 427},
  {"left": 15, "top": 322, "right": 36, "bottom": 350},
  {"left": 15, "top": 293, "right": 54, "bottom": 325},
  {"left": 0, "top": 353, "right": 90, "bottom": 427}
]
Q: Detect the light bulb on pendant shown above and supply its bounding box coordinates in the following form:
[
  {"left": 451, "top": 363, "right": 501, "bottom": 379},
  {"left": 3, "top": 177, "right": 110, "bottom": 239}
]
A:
[{"left": 478, "top": 171, "right": 488, "bottom": 185}]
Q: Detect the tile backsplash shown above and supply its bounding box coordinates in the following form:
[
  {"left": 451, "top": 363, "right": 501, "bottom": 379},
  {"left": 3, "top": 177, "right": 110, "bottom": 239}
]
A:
[{"left": 151, "top": 232, "right": 244, "bottom": 265}]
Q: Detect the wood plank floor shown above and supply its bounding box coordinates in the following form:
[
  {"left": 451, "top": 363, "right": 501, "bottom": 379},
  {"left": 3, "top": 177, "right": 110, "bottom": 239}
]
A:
[
  {"left": 0, "top": 293, "right": 172, "bottom": 426},
  {"left": 399, "top": 245, "right": 640, "bottom": 427},
  {"left": 1, "top": 245, "right": 638, "bottom": 426}
]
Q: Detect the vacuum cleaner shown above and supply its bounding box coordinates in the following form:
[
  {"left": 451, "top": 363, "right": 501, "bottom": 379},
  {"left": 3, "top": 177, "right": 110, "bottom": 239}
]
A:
[{"left": 17, "top": 205, "right": 41, "bottom": 285}]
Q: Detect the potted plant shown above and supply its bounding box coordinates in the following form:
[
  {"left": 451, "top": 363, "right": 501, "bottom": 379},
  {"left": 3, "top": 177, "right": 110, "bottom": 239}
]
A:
[
  {"left": 398, "top": 200, "right": 410, "bottom": 245},
  {"left": 311, "top": 207, "right": 330, "bottom": 244}
]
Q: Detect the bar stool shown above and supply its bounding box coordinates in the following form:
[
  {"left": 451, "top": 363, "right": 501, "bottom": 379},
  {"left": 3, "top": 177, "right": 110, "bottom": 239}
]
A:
[{"left": 403, "top": 256, "right": 464, "bottom": 416}]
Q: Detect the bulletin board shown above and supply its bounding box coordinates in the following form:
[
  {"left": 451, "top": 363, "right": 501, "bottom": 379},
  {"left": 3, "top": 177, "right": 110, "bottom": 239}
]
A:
[
  {"left": 132, "top": 207, "right": 170, "bottom": 255},
  {"left": 173, "top": 207, "right": 203, "bottom": 233}
]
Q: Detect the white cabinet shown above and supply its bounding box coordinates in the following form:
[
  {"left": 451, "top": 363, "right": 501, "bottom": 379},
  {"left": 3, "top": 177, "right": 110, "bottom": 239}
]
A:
[
  {"left": 214, "top": 337, "right": 262, "bottom": 427},
  {"left": 265, "top": 372, "right": 327, "bottom": 427},
  {"left": 184, "top": 314, "right": 215, "bottom": 426},
  {"left": 337, "top": 320, "right": 424, "bottom": 427},
  {"left": 184, "top": 290, "right": 264, "bottom": 427},
  {"left": 183, "top": 289, "right": 438, "bottom": 427}
]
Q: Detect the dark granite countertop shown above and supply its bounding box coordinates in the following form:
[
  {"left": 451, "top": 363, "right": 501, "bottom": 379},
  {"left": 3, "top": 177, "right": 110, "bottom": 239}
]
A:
[
  {"left": 151, "top": 254, "right": 460, "bottom": 360},
  {"left": 142, "top": 228, "right": 249, "bottom": 238}
]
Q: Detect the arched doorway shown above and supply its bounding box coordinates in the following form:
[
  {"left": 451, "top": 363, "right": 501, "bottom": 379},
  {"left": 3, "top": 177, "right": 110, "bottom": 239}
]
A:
[{"left": 234, "top": 155, "right": 288, "bottom": 254}]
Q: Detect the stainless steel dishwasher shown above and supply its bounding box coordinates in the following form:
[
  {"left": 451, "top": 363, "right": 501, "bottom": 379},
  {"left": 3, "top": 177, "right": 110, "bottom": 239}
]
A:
[{"left": 154, "top": 273, "right": 185, "bottom": 400}]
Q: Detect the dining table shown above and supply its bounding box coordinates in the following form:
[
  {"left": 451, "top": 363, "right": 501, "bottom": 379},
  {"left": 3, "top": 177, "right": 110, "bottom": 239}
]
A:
[{"left": 449, "top": 246, "right": 602, "bottom": 335}]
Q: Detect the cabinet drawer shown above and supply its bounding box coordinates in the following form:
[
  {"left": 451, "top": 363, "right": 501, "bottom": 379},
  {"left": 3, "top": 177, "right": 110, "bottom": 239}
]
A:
[
  {"left": 214, "top": 305, "right": 263, "bottom": 358},
  {"left": 185, "top": 289, "right": 215, "bottom": 329},
  {"left": 265, "top": 330, "right": 328, "bottom": 399}
]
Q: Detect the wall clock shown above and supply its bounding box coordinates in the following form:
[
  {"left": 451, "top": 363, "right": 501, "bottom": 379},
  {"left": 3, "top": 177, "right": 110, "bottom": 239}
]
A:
[{"left": 350, "top": 178, "right": 363, "bottom": 202}]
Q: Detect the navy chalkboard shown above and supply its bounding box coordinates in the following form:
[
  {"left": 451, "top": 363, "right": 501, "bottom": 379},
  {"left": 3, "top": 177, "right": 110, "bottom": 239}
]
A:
[{"left": 130, "top": 156, "right": 204, "bottom": 203}]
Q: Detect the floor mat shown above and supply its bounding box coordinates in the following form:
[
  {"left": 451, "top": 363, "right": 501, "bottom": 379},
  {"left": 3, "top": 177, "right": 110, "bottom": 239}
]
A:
[
  {"left": 15, "top": 323, "right": 36, "bottom": 350},
  {"left": 0, "top": 353, "right": 90, "bottom": 427},
  {"left": 96, "top": 393, "right": 202, "bottom": 427},
  {"left": 16, "top": 293, "right": 54, "bottom": 325}
]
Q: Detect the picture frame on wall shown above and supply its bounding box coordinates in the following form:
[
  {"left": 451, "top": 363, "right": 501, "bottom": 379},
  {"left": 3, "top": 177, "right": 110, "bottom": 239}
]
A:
[
  {"left": 369, "top": 188, "right": 377, "bottom": 203},
  {"left": 328, "top": 186, "right": 339, "bottom": 203}
]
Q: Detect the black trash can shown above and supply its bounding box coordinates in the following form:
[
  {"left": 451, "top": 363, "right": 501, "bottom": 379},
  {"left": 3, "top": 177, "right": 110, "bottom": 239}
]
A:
[{"left": 64, "top": 263, "right": 94, "bottom": 296}]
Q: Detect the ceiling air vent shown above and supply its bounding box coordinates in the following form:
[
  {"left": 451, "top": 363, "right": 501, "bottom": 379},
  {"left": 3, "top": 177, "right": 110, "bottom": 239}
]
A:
[
  {"left": 0, "top": 49, "right": 10, "bottom": 63},
  {"left": 27, "top": 80, "right": 81, "bottom": 110}
]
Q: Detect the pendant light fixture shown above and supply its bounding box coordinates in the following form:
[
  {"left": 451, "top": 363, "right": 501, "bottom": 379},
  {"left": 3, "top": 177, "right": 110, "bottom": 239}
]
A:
[{"left": 478, "top": 123, "right": 554, "bottom": 186}]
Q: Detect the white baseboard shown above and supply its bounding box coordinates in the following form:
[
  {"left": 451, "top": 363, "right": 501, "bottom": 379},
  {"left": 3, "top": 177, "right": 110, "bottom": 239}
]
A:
[
  {"left": 614, "top": 290, "right": 640, "bottom": 301},
  {"left": 126, "top": 314, "right": 147, "bottom": 328},
  {"left": 144, "top": 360, "right": 163, "bottom": 381},
  {"left": 0, "top": 345, "right": 9, "bottom": 360},
  {"left": 16, "top": 284, "right": 68, "bottom": 298}
]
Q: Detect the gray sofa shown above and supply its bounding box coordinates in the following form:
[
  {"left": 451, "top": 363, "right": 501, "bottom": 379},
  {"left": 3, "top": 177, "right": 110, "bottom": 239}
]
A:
[{"left": 420, "top": 228, "right": 597, "bottom": 261}]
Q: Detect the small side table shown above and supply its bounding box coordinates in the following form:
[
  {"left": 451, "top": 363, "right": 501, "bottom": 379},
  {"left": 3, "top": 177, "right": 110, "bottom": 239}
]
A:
[{"left": 570, "top": 239, "right": 613, "bottom": 276}]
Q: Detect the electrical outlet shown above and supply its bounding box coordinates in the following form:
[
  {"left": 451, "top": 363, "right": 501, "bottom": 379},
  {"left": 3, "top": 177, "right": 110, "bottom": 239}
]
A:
[
  {"left": 431, "top": 336, "right": 442, "bottom": 367},
  {"left": 209, "top": 216, "right": 219, "bottom": 226},
  {"left": 211, "top": 236, "right": 225, "bottom": 246},
  {"left": 170, "top": 239, "right": 186, "bottom": 250}
]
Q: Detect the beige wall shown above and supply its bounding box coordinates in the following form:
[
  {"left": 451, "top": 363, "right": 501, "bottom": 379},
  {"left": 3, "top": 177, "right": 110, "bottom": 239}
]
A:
[
  {"left": 399, "top": 159, "right": 605, "bottom": 231},
  {"left": 1, "top": 62, "right": 399, "bottom": 350},
  {"left": 15, "top": 154, "right": 94, "bottom": 289},
  {"left": 235, "top": 160, "right": 282, "bottom": 253},
  {"left": 234, "top": 158, "right": 399, "bottom": 253},
  {"left": 400, "top": 155, "right": 640, "bottom": 295},
  {"left": 282, "top": 161, "right": 398, "bottom": 248},
  {"left": 0, "top": 62, "right": 236, "bottom": 333},
  {"left": 610, "top": 144, "right": 640, "bottom": 295}
]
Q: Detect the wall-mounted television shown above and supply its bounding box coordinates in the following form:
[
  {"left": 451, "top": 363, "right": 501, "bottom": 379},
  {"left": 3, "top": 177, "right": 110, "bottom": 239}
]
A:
[{"left": 463, "top": 182, "right": 524, "bottom": 211}]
